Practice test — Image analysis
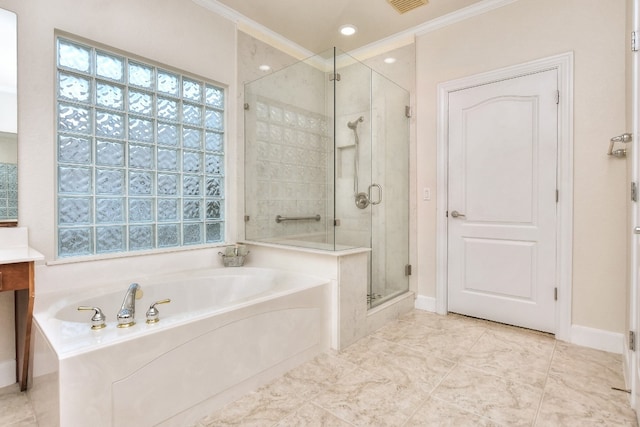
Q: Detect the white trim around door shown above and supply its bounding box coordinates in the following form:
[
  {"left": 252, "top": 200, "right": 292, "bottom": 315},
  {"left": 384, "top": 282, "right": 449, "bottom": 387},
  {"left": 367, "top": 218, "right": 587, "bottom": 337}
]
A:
[{"left": 435, "top": 52, "right": 574, "bottom": 341}]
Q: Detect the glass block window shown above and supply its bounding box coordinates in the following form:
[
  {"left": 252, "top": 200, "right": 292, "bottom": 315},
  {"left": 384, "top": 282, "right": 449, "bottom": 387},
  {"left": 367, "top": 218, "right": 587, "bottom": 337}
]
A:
[{"left": 56, "top": 37, "right": 225, "bottom": 257}]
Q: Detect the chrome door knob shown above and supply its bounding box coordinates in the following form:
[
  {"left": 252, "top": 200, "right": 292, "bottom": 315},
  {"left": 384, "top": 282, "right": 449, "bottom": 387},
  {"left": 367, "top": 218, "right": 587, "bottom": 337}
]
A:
[{"left": 451, "top": 210, "right": 466, "bottom": 218}]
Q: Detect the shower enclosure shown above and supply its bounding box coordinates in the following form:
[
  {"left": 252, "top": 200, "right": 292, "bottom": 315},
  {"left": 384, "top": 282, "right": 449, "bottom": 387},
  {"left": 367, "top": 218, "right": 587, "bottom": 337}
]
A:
[{"left": 244, "top": 48, "right": 409, "bottom": 308}]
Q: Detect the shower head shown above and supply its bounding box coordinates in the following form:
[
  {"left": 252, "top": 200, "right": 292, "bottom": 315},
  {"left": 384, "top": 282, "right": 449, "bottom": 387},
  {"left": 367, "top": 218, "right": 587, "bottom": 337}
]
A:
[{"left": 347, "top": 116, "right": 364, "bottom": 130}]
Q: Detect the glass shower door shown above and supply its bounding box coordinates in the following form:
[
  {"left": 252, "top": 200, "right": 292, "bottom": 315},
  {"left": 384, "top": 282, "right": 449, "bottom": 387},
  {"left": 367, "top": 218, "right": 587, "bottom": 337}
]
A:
[{"left": 368, "top": 71, "right": 410, "bottom": 308}]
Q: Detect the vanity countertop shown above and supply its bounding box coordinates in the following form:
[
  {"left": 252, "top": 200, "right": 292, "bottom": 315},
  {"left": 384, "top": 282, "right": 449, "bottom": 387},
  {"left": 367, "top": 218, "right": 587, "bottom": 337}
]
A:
[{"left": 0, "top": 227, "right": 44, "bottom": 264}]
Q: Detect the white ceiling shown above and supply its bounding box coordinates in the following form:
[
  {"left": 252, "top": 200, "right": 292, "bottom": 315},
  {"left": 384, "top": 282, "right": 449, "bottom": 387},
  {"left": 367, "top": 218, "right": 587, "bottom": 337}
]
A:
[{"left": 207, "top": 0, "right": 486, "bottom": 54}]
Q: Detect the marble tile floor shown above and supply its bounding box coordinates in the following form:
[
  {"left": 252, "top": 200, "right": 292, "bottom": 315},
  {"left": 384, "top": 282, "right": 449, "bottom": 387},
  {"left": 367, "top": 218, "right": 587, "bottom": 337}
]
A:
[
  {"left": 195, "top": 310, "right": 638, "bottom": 426},
  {"left": 0, "top": 310, "right": 637, "bottom": 426}
]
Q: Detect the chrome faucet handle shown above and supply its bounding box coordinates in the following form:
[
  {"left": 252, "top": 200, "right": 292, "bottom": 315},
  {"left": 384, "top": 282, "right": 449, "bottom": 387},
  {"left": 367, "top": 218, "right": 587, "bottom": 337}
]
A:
[
  {"left": 146, "top": 299, "right": 171, "bottom": 324},
  {"left": 77, "top": 306, "right": 106, "bottom": 330}
]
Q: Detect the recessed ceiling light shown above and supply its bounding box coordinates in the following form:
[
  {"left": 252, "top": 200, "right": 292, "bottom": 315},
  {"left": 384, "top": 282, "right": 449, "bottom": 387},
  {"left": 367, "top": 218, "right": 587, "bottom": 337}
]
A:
[
  {"left": 339, "top": 25, "right": 357, "bottom": 36},
  {"left": 258, "top": 64, "right": 271, "bottom": 72},
  {"left": 384, "top": 57, "right": 397, "bottom": 64}
]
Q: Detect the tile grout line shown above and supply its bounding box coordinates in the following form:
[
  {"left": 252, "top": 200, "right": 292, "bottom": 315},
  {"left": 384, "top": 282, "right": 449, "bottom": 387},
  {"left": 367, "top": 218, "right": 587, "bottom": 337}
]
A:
[{"left": 531, "top": 337, "right": 557, "bottom": 426}]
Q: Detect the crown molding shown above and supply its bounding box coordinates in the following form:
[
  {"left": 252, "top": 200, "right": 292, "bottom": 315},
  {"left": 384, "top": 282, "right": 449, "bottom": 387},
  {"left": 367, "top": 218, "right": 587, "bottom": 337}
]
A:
[
  {"left": 193, "top": 0, "right": 520, "bottom": 61},
  {"left": 192, "top": 0, "right": 314, "bottom": 60}
]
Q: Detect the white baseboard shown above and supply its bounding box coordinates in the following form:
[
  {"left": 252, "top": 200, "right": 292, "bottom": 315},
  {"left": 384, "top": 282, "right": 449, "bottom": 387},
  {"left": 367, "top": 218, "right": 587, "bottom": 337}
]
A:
[
  {"left": 0, "top": 359, "right": 16, "bottom": 388},
  {"left": 570, "top": 324, "right": 624, "bottom": 354},
  {"left": 414, "top": 295, "right": 436, "bottom": 312}
]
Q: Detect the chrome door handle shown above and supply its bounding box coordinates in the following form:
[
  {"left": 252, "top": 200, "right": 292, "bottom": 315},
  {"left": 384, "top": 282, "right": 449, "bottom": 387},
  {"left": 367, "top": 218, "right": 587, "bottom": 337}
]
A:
[
  {"left": 450, "top": 210, "right": 466, "bottom": 218},
  {"left": 368, "top": 183, "right": 382, "bottom": 205},
  {"left": 634, "top": 226, "right": 640, "bottom": 234}
]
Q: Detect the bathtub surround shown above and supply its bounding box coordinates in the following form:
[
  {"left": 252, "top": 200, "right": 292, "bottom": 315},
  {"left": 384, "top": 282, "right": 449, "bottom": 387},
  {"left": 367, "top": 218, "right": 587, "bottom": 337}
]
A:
[{"left": 30, "top": 268, "right": 331, "bottom": 426}]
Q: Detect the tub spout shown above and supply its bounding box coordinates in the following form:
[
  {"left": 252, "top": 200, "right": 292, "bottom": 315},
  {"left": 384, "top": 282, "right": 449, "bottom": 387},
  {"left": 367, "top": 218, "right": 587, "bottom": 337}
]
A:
[{"left": 117, "top": 283, "right": 141, "bottom": 328}]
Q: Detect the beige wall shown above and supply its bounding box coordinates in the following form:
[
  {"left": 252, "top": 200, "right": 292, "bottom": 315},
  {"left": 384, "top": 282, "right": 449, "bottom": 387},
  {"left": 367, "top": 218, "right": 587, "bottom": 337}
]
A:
[
  {"left": 0, "top": 0, "right": 237, "bottom": 385},
  {"left": 416, "top": 0, "right": 628, "bottom": 333}
]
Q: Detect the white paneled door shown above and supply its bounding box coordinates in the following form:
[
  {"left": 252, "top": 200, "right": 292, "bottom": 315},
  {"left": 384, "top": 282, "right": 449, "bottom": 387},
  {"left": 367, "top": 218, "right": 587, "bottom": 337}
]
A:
[{"left": 447, "top": 70, "right": 558, "bottom": 333}]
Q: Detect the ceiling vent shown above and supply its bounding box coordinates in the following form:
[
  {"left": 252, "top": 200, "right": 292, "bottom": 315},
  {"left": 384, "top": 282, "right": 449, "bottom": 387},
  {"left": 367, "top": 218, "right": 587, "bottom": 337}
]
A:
[{"left": 387, "top": 0, "right": 428, "bottom": 14}]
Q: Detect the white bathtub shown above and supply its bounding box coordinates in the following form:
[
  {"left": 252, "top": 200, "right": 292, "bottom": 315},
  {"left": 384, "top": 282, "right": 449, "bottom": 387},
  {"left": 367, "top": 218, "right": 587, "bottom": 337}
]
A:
[{"left": 29, "top": 267, "right": 331, "bottom": 427}]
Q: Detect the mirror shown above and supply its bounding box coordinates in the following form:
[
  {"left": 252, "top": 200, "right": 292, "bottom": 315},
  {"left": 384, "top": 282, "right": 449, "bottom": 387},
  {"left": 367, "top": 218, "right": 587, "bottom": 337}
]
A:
[{"left": 0, "top": 8, "right": 17, "bottom": 225}]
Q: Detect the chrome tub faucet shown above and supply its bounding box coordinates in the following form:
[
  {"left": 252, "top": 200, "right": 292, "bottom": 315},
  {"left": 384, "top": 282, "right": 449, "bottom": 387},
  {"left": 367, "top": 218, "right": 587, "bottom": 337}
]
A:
[{"left": 117, "top": 283, "right": 141, "bottom": 328}]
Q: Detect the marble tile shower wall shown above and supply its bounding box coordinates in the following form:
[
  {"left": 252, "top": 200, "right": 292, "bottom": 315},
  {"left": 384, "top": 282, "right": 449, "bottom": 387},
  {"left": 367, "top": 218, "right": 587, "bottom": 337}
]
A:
[
  {"left": 245, "top": 96, "right": 331, "bottom": 241},
  {"left": 0, "top": 163, "right": 17, "bottom": 219}
]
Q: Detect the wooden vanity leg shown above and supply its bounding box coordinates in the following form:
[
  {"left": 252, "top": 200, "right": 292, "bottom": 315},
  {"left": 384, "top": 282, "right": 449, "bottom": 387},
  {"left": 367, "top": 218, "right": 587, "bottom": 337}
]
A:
[{"left": 14, "top": 261, "right": 34, "bottom": 391}]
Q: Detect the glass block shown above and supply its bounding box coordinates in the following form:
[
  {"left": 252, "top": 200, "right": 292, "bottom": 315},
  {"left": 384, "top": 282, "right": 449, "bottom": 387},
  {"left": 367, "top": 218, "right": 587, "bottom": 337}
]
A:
[
  {"left": 58, "top": 227, "right": 92, "bottom": 257},
  {"left": 205, "top": 132, "right": 223, "bottom": 152},
  {"left": 157, "top": 122, "right": 179, "bottom": 146},
  {"left": 58, "top": 72, "right": 91, "bottom": 102},
  {"left": 183, "top": 175, "right": 201, "bottom": 196},
  {"left": 96, "top": 82, "right": 124, "bottom": 110},
  {"left": 183, "top": 199, "right": 201, "bottom": 220},
  {"left": 129, "top": 171, "right": 153, "bottom": 195},
  {"left": 96, "top": 226, "right": 125, "bottom": 253},
  {"left": 157, "top": 70, "right": 179, "bottom": 96},
  {"left": 157, "top": 198, "right": 178, "bottom": 221},
  {"left": 129, "top": 90, "right": 153, "bottom": 116},
  {"left": 157, "top": 97, "right": 178, "bottom": 121},
  {"left": 158, "top": 224, "right": 180, "bottom": 247},
  {"left": 182, "top": 78, "right": 201, "bottom": 102},
  {"left": 96, "top": 140, "right": 124, "bottom": 166},
  {"left": 58, "top": 197, "right": 91, "bottom": 224},
  {"left": 284, "top": 110, "right": 296, "bottom": 127},
  {"left": 183, "top": 152, "right": 201, "bottom": 173},
  {"left": 270, "top": 106, "right": 283, "bottom": 123},
  {"left": 206, "top": 222, "right": 223, "bottom": 243},
  {"left": 157, "top": 174, "right": 178, "bottom": 195},
  {"left": 58, "top": 103, "right": 92, "bottom": 135},
  {"left": 96, "top": 198, "right": 124, "bottom": 223},
  {"left": 157, "top": 149, "right": 178, "bottom": 171},
  {"left": 205, "top": 109, "right": 223, "bottom": 130},
  {"left": 129, "top": 198, "right": 153, "bottom": 222},
  {"left": 96, "top": 110, "right": 124, "bottom": 139},
  {"left": 205, "top": 85, "right": 224, "bottom": 108},
  {"left": 96, "top": 51, "right": 124, "bottom": 81},
  {"left": 58, "top": 166, "right": 91, "bottom": 194},
  {"left": 129, "top": 117, "right": 153, "bottom": 142},
  {"left": 269, "top": 124, "right": 282, "bottom": 142},
  {"left": 58, "top": 135, "right": 91, "bottom": 164},
  {"left": 206, "top": 200, "right": 222, "bottom": 220},
  {"left": 129, "top": 144, "right": 153, "bottom": 169},
  {"left": 256, "top": 102, "right": 269, "bottom": 120},
  {"left": 183, "top": 103, "right": 202, "bottom": 126},
  {"left": 205, "top": 154, "right": 223, "bottom": 175},
  {"left": 182, "top": 127, "right": 202, "bottom": 149},
  {"left": 96, "top": 168, "right": 124, "bottom": 195},
  {"left": 57, "top": 39, "right": 91, "bottom": 73},
  {"left": 206, "top": 177, "right": 223, "bottom": 197},
  {"left": 129, "top": 62, "right": 153, "bottom": 88},
  {"left": 256, "top": 121, "right": 269, "bottom": 140},
  {"left": 129, "top": 225, "right": 154, "bottom": 250},
  {"left": 183, "top": 223, "right": 202, "bottom": 245}
]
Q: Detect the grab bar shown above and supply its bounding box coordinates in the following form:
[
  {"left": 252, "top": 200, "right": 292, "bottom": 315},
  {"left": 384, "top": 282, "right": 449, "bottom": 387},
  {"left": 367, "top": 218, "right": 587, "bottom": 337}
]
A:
[{"left": 275, "top": 214, "right": 321, "bottom": 223}]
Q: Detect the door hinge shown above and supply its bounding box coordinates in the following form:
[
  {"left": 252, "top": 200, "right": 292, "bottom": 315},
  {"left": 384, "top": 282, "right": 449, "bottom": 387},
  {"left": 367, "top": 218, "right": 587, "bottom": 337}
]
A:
[
  {"left": 405, "top": 106, "right": 412, "bottom": 118},
  {"left": 556, "top": 189, "right": 559, "bottom": 203},
  {"left": 630, "top": 331, "right": 636, "bottom": 351},
  {"left": 244, "top": 215, "right": 250, "bottom": 222},
  {"left": 405, "top": 264, "right": 412, "bottom": 276},
  {"left": 555, "top": 90, "right": 560, "bottom": 105},
  {"left": 554, "top": 287, "right": 558, "bottom": 301},
  {"left": 329, "top": 73, "right": 341, "bottom": 82},
  {"left": 632, "top": 182, "right": 638, "bottom": 202},
  {"left": 334, "top": 219, "right": 341, "bottom": 226},
  {"left": 633, "top": 31, "right": 638, "bottom": 52}
]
